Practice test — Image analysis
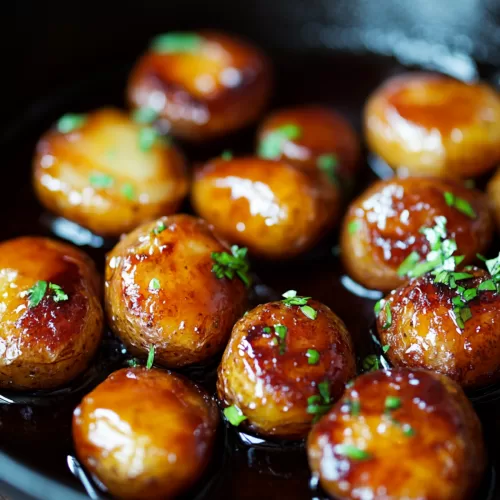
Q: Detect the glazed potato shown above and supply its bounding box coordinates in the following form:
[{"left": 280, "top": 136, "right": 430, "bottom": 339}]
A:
[
  {"left": 308, "top": 369, "right": 486, "bottom": 500},
  {"left": 191, "top": 157, "right": 340, "bottom": 259},
  {"left": 257, "top": 106, "right": 360, "bottom": 187},
  {"left": 73, "top": 367, "right": 219, "bottom": 499},
  {"left": 365, "top": 72, "right": 500, "bottom": 178},
  {"left": 33, "top": 108, "right": 189, "bottom": 237},
  {"left": 487, "top": 167, "right": 500, "bottom": 230},
  {"left": 0, "top": 237, "right": 103, "bottom": 390},
  {"left": 376, "top": 267, "right": 500, "bottom": 389},
  {"left": 105, "top": 214, "right": 247, "bottom": 367},
  {"left": 217, "top": 297, "right": 356, "bottom": 439},
  {"left": 127, "top": 31, "right": 272, "bottom": 141},
  {"left": 341, "top": 177, "right": 493, "bottom": 291}
]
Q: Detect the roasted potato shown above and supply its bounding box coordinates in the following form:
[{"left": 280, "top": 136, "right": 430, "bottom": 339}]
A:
[
  {"left": 127, "top": 31, "right": 272, "bottom": 141},
  {"left": 191, "top": 157, "right": 340, "bottom": 259},
  {"left": 105, "top": 214, "right": 247, "bottom": 367},
  {"left": 487, "top": 167, "right": 500, "bottom": 230},
  {"left": 73, "top": 367, "right": 219, "bottom": 499},
  {"left": 256, "top": 106, "right": 360, "bottom": 187},
  {"left": 33, "top": 108, "right": 189, "bottom": 237},
  {"left": 341, "top": 177, "right": 493, "bottom": 291},
  {"left": 376, "top": 267, "right": 500, "bottom": 389},
  {"left": 0, "top": 237, "right": 103, "bottom": 390},
  {"left": 217, "top": 296, "right": 356, "bottom": 439},
  {"left": 307, "top": 368, "right": 486, "bottom": 500},
  {"left": 364, "top": 72, "right": 500, "bottom": 178}
]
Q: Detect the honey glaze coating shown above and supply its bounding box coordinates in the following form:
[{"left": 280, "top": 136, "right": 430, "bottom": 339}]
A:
[
  {"left": 217, "top": 300, "right": 356, "bottom": 439},
  {"left": 340, "top": 177, "right": 493, "bottom": 291},
  {"left": 104, "top": 214, "right": 247, "bottom": 367},
  {"left": 0, "top": 237, "right": 103, "bottom": 390},
  {"left": 33, "top": 108, "right": 189, "bottom": 237},
  {"left": 307, "top": 369, "right": 486, "bottom": 500},
  {"left": 256, "top": 106, "right": 360, "bottom": 187},
  {"left": 191, "top": 157, "right": 340, "bottom": 259},
  {"left": 73, "top": 367, "right": 219, "bottom": 499},
  {"left": 127, "top": 31, "right": 273, "bottom": 141},
  {"left": 364, "top": 72, "right": 500, "bottom": 178},
  {"left": 487, "top": 167, "right": 500, "bottom": 231},
  {"left": 376, "top": 268, "right": 500, "bottom": 389}
]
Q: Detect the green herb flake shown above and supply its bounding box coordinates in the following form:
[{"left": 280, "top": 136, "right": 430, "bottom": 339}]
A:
[
  {"left": 307, "top": 381, "right": 333, "bottom": 422},
  {"left": 350, "top": 400, "right": 361, "bottom": 416},
  {"left": 348, "top": 220, "right": 361, "bottom": 235},
  {"left": 89, "top": 173, "right": 114, "bottom": 189},
  {"left": 282, "top": 290, "right": 311, "bottom": 306},
  {"left": 300, "top": 304, "right": 317, "bottom": 320},
  {"left": 382, "top": 344, "right": 390, "bottom": 353},
  {"left": 484, "top": 253, "right": 500, "bottom": 277},
  {"left": 153, "top": 221, "right": 166, "bottom": 235},
  {"left": 151, "top": 32, "right": 203, "bottom": 54},
  {"left": 306, "top": 349, "right": 320, "bottom": 365},
  {"left": 48, "top": 283, "right": 69, "bottom": 303},
  {"left": 27, "top": 280, "right": 48, "bottom": 308},
  {"left": 397, "top": 251, "right": 420, "bottom": 277},
  {"left": 211, "top": 245, "right": 252, "bottom": 287},
  {"left": 443, "top": 191, "right": 476, "bottom": 218},
  {"left": 374, "top": 299, "right": 383, "bottom": 316},
  {"left": 127, "top": 358, "right": 139, "bottom": 367},
  {"left": 132, "top": 107, "right": 159, "bottom": 124},
  {"left": 221, "top": 150, "right": 233, "bottom": 160},
  {"left": 335, "top": 444, "right": 371, "bottom": 461},
  {"left": 138, "top": 126, "right": 159, "bottom": 152},
  {"left": 384, "top": 396, "right": 401, "bottom": 411},
  {"left": 223, "top": 405, "right": 247, "bottom": 426},
  {"left": 463, "top": 288, "right": 477, "bottom": 302},
  {"left": 318, "top": 381, "right": 331, "bottom": 404},
  {"left": 146, "top": 344, "right": 155, "bottom": 369},
  {"left": 262, "top": 326, "right": 272, "bottom": 334},
  {"left": 402, "top": 424, "right": 415, "bottom": 437},
  {"left": 121, "top": 183, "right": 135, "bottom": 201},
  {"left": 362, "top": 354, "right": 380, "bottom": 372},
  {"left": 382, "top": 301, "right": 392, "bottom": 329},
  {"left": 317, "top": 154, "right": 338, "bottom": 184},
  {"left": 56, "top": 113, "right": 87, "bottom": 134},
  {"left": 274, "top": 324, "right": 288, "bottom": 354},
  {"left": 478, "top": 279, "right": 496, "bottom": 291},
  {"left": 149, "top": 278, "right": 160, "bottom": 290},
  {"left": 258, "top": 124, "right": 302, "bottom": 159}
]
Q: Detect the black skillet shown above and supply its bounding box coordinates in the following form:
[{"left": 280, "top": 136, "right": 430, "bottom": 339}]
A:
[{"left": 1, "top": 0, "right": 500, "bottom": 498}]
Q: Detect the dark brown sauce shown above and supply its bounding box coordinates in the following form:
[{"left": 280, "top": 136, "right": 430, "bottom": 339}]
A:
[{"left": 0, "top": 51, "right": 499, "bottom": 499}]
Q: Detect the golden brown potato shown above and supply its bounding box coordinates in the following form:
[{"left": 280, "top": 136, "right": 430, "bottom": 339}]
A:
[
  {"left": 217, "top": 296, "right": 356, "bottom": 439},
  {"left": 33, "top": 108, "right": 189, "bottom": 237},
  {"left": 341, "top": 177, "right": 493, "bottom": 291},
  {"left": 73, "top": 367, "right": 219, "bottom": 499},
  {"left": 105, "top": 214, "right": 247, "bottom": 367},
  {"left": 487, "top": 167, "right": 500, "bottom": 230},
  {"left": 191, "top": 157, "right": 340, "bottom": 259},
  {"left": 0, "top": 237, "right": 103, "bottom": 390},
  {"left": 127, "top": 31, "right": 272, "bottom": 141},
  {"left": 256, "top": 106, "right": 360, "bottom": 187},
  {"left": 376, "top": 267, "right": 500, "bottom": 389},
  {"left": 364, "top": 72, "right": 500, "bottom": 178},
  {"left": 307, "top": 368, "right": 486, "bottom": 500}
]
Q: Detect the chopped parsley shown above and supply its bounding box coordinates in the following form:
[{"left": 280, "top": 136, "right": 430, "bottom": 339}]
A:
[
  {"left": 402, "top": 424, "right": 415, "bottom": 437},
  {"left": 384, "top": 396, "right": 401, "bottom": 412},
  {"left": 89, "top": 173, "right": 114, "bottom": 189},
  {"left": 348, "top": 220, "right": 361, "bottom": 235},
  {"left": 335, "top": 444, "right": 371, "bottom": 461},
  {"left": 274, "top": 324, "right": 288, "bottom": 354},
  {"left": 374, "top": 299, "right": 383, "bottom": 315},
  {"left": 146, "top": 345, "right": 155, "bottom": 369},
  {"left": 263, "top": 326, "right": 272, "bottom": 334},
  {"left": 132, "top": 107, "right": 159, "bottom": 124},
  {"left": 153, "top": 221, "right": 166, "bottom": 235},
  {"left": 224, "top": 405, "right": 247, "bottom": 426},
  {"left": 127, "top": 358, "right": 139, "bottom": 367},
  {"left": 282, "top": 290, "right": 317, "bottom": 319},
  {"left": 382, "top": 301, "right": 392, "bottom": 329},
  {"left": 27, "top": 280, "right": 69, "bottom": 308},
  {"left": 397, "top": 251, "right": 420, "bottom": 277},
  {"left": 149, "top": 278, "right": 160, "bottom": 290},
  {"left": 382, "top": 344, "right": 390, "bottom": 353},
  {"left": 258, "top": 124, "right": 302, "bottom": 159},
  {"left": 56, "top": 113, "right": 87, "bottom": 134},
  {"left": 306, "top": 349, "right": 320, "bottom": 365},
  {"left": 221, "top": 150, "right": 233, "bottom": 160},
  {"left": 443, "top": 192, "right": 476, "bottom": 219},
  {"left": 151, "top": 32, "right": 203, "bottom": 53},
  {"left": 121, "top": 183, "right": 135, "bottom": 201},
  {"left": 138, "top": 126, "right": 159, "bottom": 152},
  {"left": 317, "top": 154, "right": 338, "bottom": 184},
  {"left": 347, "top": 399, "right": 361, "bottom": 416},
  {"left": 307, "top": 381, "right": 333, "bottom": 422},
  {"left": 478, "top": 279, "right": 496, "bottom": 291},
  {"left": 211, "top": 245, "right": 251, "bottom": 287},
  {"left": 362, "top": 354, "right": 380, "bottom": 372}
]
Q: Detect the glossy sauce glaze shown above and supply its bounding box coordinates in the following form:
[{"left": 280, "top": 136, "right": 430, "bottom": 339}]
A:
[{"left": 0, "top": 52, "right": 498, "bottom": 499}]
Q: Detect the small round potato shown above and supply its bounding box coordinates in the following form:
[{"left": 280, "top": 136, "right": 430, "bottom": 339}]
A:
[
  {"left": 341, "top": 177, "right": 493, "bottom": 291},
  {"left": 364, "top": 72, "right": 500, "bottom": 178},
  {"left": 191, "top": 157, "right": 340, "bottom": 259},
  {"left": 0, "top": 237, "right": 103, "bottom": 390},
  {"left": 308, "top": 369, "right": 486, "bottom": 500},
  {"left": 256, "top": 106, "right": 360, "bottom": 187},
  {"left": 33, "top": 108, "right": 189, "bottom": 237},
  {"left": 73, "top": 367, "right": 219, "bottom": 499},
  {"left": 217, "top": 298, "right": 356, "bottom": 439},
  {"left": 127, "top": 31, "right": 272, "bottom": 141},
  {"left": 487, "top": 167, "right": 500, "bottom": 230},
  {"left": 376, "top": 268, "right": 500, "bottom": 389},
  {"left": 105, "top": 214, "right": 247, "bottom": 367}
]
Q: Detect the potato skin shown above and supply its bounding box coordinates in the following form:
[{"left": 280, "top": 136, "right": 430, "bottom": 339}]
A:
[
  {"left": 73, "top": 367, "right": 219, "bottom": 499},
  {"left": 191, "top": 157, "right": 340, "bottom": 259},
  {"left": 0, "top": 237, "right": 103, "bottom": 390},
  {"left": 105, "top": 214, "right": 247, "bottom": 367},
  {"left": 341, "top": 177, "right": 493, "bottom": 291},
  {"left": 127, "top": 31, "right": 272, "bottom": 141},
  {"left": 33, "top": 108, "right": 189, "bottom": 237},
  {"left": 307, "top": 369, "right": 486, "bottom": 500},
  {"left": 257, "top": 106, "right": 360, "bottom": 185},
  {"left": 487, "top": 167, "right": 500, "bottom": 230},
  {"left": 377, "top": 268, "right": 500, "bottom": 388},
  {"left": 364, "top": 72, "right": 500, "bottom": 178},
  {"left": 217, "top": 300, "right": 356, "bottom": 439}
]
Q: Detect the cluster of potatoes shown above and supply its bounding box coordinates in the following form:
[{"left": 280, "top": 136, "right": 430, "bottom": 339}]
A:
[{"left": 3, "top": 28, "right": 500, "bottom": 500}]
